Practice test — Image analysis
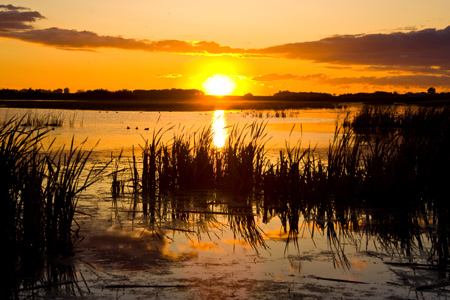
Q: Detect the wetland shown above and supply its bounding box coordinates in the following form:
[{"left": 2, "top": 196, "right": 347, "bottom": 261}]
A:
[{"left": 2, "top": 103, "right": 450, "bottom": 299}]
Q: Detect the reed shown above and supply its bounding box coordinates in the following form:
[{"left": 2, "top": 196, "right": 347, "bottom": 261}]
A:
[
  {"left": 260, "top": 106, "right": 450, "bottom": 269},
  {"left": 220, "top": 121, "right": 269, "bottom": 194},
  {"left": 128, "top": 107, "right": 450, "bottom": 205},
  {"left": 134, "top": 121, "right": 270, "bottom": 195},
  {"left": 109, "top": 150, "right": 125, "bottom": 196},
  {"left": 22, "top": 110, "right": 66, "bottom": 127},
  {"left": 120, "top": 106, "right": 450, "bottom": 271},
  {"left": 351, "top": 104, "right": 400, "bottom": 132},
  {"left": 1, "top": 117, "right": 109, "bottom": 298},
  {"left": 140, "top": 123, "right": 174, "bottom": 194},
  {"left": 164, "top": 125, "right": 216, "bottom": 190}
]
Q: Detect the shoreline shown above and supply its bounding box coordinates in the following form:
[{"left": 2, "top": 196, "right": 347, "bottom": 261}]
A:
[
  {"left": 0, "top": 98, "right": 342, "bottom": 111},
  {"left": 1, "top": 97, "right": 448, "bottom": 112}
]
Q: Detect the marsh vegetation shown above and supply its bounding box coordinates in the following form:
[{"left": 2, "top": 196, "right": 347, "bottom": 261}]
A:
[
  {"left": 122, "top": 105, "right": 450, "bottom": 285},
  {"left": 4, "top": 105, "right": 450, "bottom": 299},
  {"left": 0, "top": 117, "right": 109, "bottom": 299}
]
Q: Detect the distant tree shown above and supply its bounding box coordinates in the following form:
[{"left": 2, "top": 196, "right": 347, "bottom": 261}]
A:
[{"left": 428, "top": 87, "right": 436, "bottom": 94}]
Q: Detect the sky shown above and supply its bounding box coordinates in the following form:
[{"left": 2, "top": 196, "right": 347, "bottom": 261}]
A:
[{"left": 1, "top": 1, "right": 450, "bottom": 95}]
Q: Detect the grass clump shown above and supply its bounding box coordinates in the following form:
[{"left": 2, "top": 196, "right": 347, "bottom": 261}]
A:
[
  {"left": 119, "top": 105, "right": 450, "bottom": 272},
  {"left": 23, "top": 110, "right": 66, "bottom": 127},
  {"left": 135, "top": 121, "right": 269, "bottom": 197},
  {"left": 0, "top": 117, "right": 108, "bottom": 299}
]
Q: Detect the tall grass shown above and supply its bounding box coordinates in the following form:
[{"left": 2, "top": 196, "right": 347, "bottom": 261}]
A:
[
  {"left": 129, "top": 106, "right": 450, "bottom": 204},
  {"left": 351, "top": 105, "right": 400, "bottom": 132},
  {"left": 0, "top": 117, "right": 109, "bottom": 299},
  {"left": 136, "top": 121, "right": 270, "bottom": 196},
  {"left": 23, "top": 110, "right": 66, "bottom": 127},
  {"left": 124, "top": 105, "right": 450, "bottom": 272}
]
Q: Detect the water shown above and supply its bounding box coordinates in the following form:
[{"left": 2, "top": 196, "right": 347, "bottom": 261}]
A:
[
  {"left": 2, "top": 106, "right": 447, "bottom": 299},
  {"left": 0, "top": 107, "right": 348, "bottom": 154}
]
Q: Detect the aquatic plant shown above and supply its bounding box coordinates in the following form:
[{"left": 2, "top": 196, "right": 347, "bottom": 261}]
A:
[
  {"left": 350, "top": 104, "right": 400, "bottom": 132},
  {"left": 119, "top": 106, "right": 450, "bottom": 273},
  {"left": 220, "top": 121, "right": 269, "bottom": 194},
  {"left": 24, "top": 110, "right": 66, "bottom": 127},
  {"left": 0, "top": 117, "right": 109, "bottom": 299}
]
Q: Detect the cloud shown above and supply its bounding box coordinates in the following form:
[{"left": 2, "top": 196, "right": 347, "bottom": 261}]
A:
[
  {"left": 322, "top": 74, "right": 450, "bottom": 89},
  {"left": 0, "top": 4, "right": 28, "bottom": 10},
  {"left": 259, "top": 26, "right": 450, "bottom": 70},
  {"left": 252, "top": 73, "right": 298, "bottom": 81},
  {"left": 156, "top": 73, "right": 183, "bottom": 78},
  {"left": 0, "top": 6, "right": 449, "bottom": 74},
  {"left": 361, "top": 65, "right": 450, "bottom": 76},
  {"left": 0, "top": 27, "right": 249, "bottom": 55},
  {"left": 394, "top": 25, "right": 420, "bottom": 32},
  {"left": 251, "top": 72, "right": 450, "bottom": 89},
  {"left": 0, "top": 5, "right": 45, "bottom": 32},
  {"left": 252, "top": 73, "right": 328, "bottom": 82}
]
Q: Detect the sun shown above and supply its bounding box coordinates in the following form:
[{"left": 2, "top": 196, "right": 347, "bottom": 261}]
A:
[{"left": 202, "top": 74, "right": 237, "bottom": 96}]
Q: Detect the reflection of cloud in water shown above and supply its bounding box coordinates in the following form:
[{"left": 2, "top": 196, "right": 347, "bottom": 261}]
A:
[
  {"left": 262, "top": 229, "right": 311, "bottom": 241},
  {"left": 80, "top": 227, "right": 196, "bottom": 271},
  {"left": 179, "top": 239, "right": 223, "bottom": 252},
  {"left": 222, "top": 239, "right": 249, "bottom": 247},
  {"left": 350, "top": 259, "right": 369, "bottom": 271}
]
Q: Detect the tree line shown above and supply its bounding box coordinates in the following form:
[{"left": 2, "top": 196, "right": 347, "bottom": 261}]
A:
[
  {"left": 0, "top": 88, "right": 205, "bottom": 100},
  {"left": 0, "top": 87, "right": 448, "bottom": 104}
]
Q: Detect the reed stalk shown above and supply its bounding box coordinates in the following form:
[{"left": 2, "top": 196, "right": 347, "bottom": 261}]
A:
[
  {"left": 1, "top": 117, "right": 109, "bottom": 298},
  {"left": 119, "top": 106, "right": 450, "bottom": 272}
]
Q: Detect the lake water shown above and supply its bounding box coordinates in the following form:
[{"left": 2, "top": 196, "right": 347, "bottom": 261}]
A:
[
  {"left": 0, "top": 107, "right": 353, "bottom": 155},
  {"left": 2, "top": 106, "right": 447, "bottom": 299}
]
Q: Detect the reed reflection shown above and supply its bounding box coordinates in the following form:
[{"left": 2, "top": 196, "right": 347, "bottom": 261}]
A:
[
  {"left": 211, "top": 110, "right": 228, "bottom": 149},
  {"left": 12, "top": 105, "right": 450, "bottom": 298},
  {"left": 123, "top": 105, "right": 450, "bottom": 275}
]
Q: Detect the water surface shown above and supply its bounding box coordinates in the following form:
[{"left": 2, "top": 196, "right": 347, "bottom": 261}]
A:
[{"left": 2, "top": 106, "right": 446, "bottom": 299}]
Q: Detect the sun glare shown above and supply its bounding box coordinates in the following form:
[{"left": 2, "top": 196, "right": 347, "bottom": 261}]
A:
[
  {"left": 202, "top": 74, "right": 237, "bottom": 96},
  {"left": 211, "top": 110, "right": 228, "bottom": 149}
]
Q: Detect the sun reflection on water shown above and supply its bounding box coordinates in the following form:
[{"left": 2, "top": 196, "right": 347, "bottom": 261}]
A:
[{"left": 211, "top": 110, "right": 228, "bottom": 149}]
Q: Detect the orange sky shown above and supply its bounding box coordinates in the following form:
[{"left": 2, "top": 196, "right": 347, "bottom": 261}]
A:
[{"left": 1, "top": 1, "right": 450, "bottom": 95}]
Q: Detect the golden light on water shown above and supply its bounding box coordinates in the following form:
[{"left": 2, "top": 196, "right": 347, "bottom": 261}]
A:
[{"left": 211, "top": 110, "right": 228, "bottom": 149}]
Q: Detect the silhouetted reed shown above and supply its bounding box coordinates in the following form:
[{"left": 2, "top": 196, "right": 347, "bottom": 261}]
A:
[
  {"left": 109, "top": 150, "right": 125, "bottom": 197},
  {"left": 120, "top": 106, "right": 450, "bottom": 272},
  {"left": 351, "top": 105, "right": 400, "bottom": 132},
  {"left": 134, "top": 121, "right": 269, "bottom": 196},
  {"left": 22, "top": 110, "right": 66, "bottom": 127},
  {"left": 221, "top": 121, "right": 269, "bottom": 194},
  {"left": 1, "top": 117, "right": 109, "bottom": 299},
  {"left": 264, "top": 106, "right": 450, "bottom": 270}
]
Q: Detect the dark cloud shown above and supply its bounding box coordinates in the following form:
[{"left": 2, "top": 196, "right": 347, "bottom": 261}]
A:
[
  {"left": 0, "top": 6, "right": 449, "bottom": 76},
  {"left": 0, "top": 27, "right": 247, "bottom": 54},
  {"left": 362, "top": 65, "right": 450, "bottom": 76},
  {"left": 252, "top": 73, "right": 328, "bottom": 82},
  {"left": 322, "top": 74, "right": 450, "bottom": 89},
  {"left": 259, "top": 26, "right": 450, "bottom": 70},
  {"left": 0, "top": 4, "right": 29, "bottom": 10},
  {"left": 394, "top": 25, "right": 420, "bottom": 31},
  {"left": 0, "top": 5, "right": 45, "bottom": 32},
  {"left": 251, "top": 72, "right": 450, "bottom": 89}
]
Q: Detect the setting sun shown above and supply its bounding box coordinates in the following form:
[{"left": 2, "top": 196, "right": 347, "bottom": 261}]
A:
[{"left": 202, "top": 74, "right": 237, "bottom": 95}]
